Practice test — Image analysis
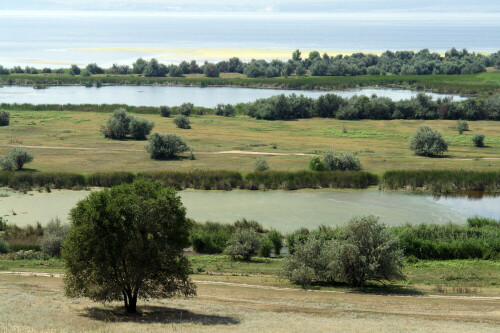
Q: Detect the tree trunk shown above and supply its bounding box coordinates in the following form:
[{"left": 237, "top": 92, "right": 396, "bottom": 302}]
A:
[{"left": 124, "top": 290, "right": 137, "bottom": 313}]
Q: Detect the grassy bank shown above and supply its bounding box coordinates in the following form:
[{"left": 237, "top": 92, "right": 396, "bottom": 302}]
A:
[
  {"left": 382, "top": 170, "right": 500, "bottom": 193},
  {"left": 2, "top": 72, "right": 500, "bottom": 94},
  {"left": 0, "top": 170, "right": 378, "bottom": 191}
]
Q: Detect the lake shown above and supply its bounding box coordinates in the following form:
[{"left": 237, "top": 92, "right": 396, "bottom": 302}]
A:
[
  {"left": 1, "top": 188, "right": 497, "bottom": 232},
  {"left": 1, "top": 11, "right": 500, "bottom": 68},
  {"left": 0, "top": 86, "right": 466, "bottom": 108}
]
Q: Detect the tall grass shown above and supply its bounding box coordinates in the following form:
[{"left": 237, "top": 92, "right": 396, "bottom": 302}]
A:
[
  {"left": 2, "top": 72, "right": 500, "bottom": 94},
  {"left": 382, "top": 170, "right": 500, "bottom": 193},
  {"left": 0, "top": 170, "right": 377, "bottom": 191}
]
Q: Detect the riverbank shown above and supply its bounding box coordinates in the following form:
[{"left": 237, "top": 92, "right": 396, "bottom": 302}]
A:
[{"left": 2, "top": 72, "right": 500, "bottom": 95}]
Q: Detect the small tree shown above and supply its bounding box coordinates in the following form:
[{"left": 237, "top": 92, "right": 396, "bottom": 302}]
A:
[
  {"left": 1, "top": 147, "right": 34, "bottom": 170},
  {"left": 409, "top": 125, "right": 448, "bottom": 157},
  {"left": 457, "top": 120, "right": 468, "bottom": 135},
  {"left": 62, "top": 178, "right": 196, "bottom": 313},
  {"left": 178, "top": 103, "right": 194, "bottom": 116},
  {"left": 323, "top": 151, "right": 362, "bottom": 171},
  {"left": 129, "top": 117, "right": 154, "bottom": 140},
  {"left": 203, "top": 63, "right": 220, "bottom": 77},
  {"left": 40, "top": 218, "right": 70, "bottom": 257},
  {"left": 160, "top": 106, "right": 171, "bottom": 117},
  {"left": 100, "top": 108, "right": 133, "bottom": 139},
  {"left": 146, "top": 133, "right": 190, "bottom": 160},
  {"left": 173, "top": 115, "right": 191, "bottom": 129},
  {"left": 254, "top": 157, "right": 269, "bottom": 171},
  {"left": 295, "top": 64, "right": 306, "bottom": 76},
  {"left": 472, "top": 134, "right": 485, "bottom": 147},
  {"left": 224, "top": 228, "right": 261, "bottom": 261},
  {"left": 69, "top": 64, "right": 80, "bottom": 75},
  {"left": 0, "top": 110, "right": 10, "bottom": 126}
]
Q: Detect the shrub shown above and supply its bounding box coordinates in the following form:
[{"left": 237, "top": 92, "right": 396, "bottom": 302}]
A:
[
  {"left": 40, "top": 218, "right": 70, "bottom": 257},
  {"left": 409, "top": 125, "right": 448, "bottom": 156},
  {"left": 281, "top": 216, "right": 405, "bottom": 287},
  {"left": 178, "top": 103, "right": 194, "bottom": 116},
  {"left": 100, "top": 108, "right": 133, "bottom": 139},
  {"left": 15, "top": 250, "right": 48, "bottom": 260},
  {"left": 146, "top": 133, "right": 190, "bottom": 160},
  {"left": 0, "top": 237, "right": 9, "bottom": 254},
  {"left": 224, "top": 228, "right": 261, "bottom": 261},
  {"left": 173, "top": 115, "right": 191, "bottom": 129},
  {"left": 323, "top": 151, "right": 362, "bottom": 171},
  {"left": 215, "top": 104, "right": 236, "bottom": 117},
  {"left": 267, "top": 230, "right": 283, "bottom": 256},
  {"left": 308, "top": 156, "right": 326, "bottom": 171},
  {"left": 254, "top": 157, "right": 270, "bottom": 172},
  {"left": 204, "top": 63, "right": 220, "bottom": 77},
  {"left": 129, "top": 117, "right": 154, "bottom": 140},
  {"left": 190, "top": 222, "right": 233, "bottom": 254},
  {"left": 457, "top": 120, "right": 468, "bottom": 135},
  {"left": 0, "top": 110, "right": 10, "bottom": 126},
  {"left": 472, "top": 134, "right": 485, "bottom": 147},
  {"left": 258, "top": 237, "right": 273, "bottom": 257},
  {"left": 160, "top": 106, "right": 171, "bottom": 117},
  {"left": 1, "top": 148, "right": 34, "bottom": 170},
  {"left": 69, "top": 64, "right": 80, "bottom": 75}
]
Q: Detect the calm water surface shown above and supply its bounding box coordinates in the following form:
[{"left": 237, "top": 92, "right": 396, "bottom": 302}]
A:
[
  {"left": 0, "top": 86, "right": 466, "bottom": 107},
  {"left": 1, "top": 12, "right": 500, "bottom": 67},
  {"left": 1, "top": 188, "right": 497, "bottom": 232}
]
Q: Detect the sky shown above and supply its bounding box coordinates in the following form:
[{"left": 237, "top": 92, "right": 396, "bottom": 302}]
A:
[{"left": 3, "top": 0, "right": 500, "bottom": 13}]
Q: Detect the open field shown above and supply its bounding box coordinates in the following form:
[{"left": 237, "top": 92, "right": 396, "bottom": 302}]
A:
[
  {"left": 2, "top": 72, "right": 500, "bottom": 95},
  {"left": 0, "top": 257, "right": 499, "bottom": 332},
  {"left": 1, "top": 110, "right": 499, "bottom": 173}
]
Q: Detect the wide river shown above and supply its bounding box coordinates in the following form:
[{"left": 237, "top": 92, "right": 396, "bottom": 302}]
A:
[
  {"left": 1, "top": 188, "right": 497, "bottom": 232},
  {"left": 0, "top": 86, "right": 466, "bottom": 108}
]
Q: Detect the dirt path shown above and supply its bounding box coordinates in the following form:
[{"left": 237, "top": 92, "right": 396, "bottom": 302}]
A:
[
  {"left": 1, "top": 144, "right": 312, "bottom": 156},
  {"left": 2, "top": 271, "right": 498, "bottom": 301}
]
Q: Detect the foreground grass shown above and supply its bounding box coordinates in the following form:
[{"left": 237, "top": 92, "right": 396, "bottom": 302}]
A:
[
  {"left": 3, "top": 72, "right": 500, "bottom": 94},
  {"left": 1, "top": 111, "right": 499, "bottom": 173}
]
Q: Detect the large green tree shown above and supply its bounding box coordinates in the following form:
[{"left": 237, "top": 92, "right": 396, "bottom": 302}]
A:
[{"left": 62, "top": 178, "right": 196, "bottom": 313}]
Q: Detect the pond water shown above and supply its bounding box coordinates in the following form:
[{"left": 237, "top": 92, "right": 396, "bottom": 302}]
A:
[
  {"left": 1, "top": 188, "right": 497, "bottom": 233},
  {"left": 0, "top": 86, "right": 467, "bottom": 108}
]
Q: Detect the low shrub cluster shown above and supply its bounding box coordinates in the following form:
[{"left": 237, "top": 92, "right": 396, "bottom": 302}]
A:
[
  {"left": 100, "top": 108, "right": 154, "bottom": 140},
  {"left": 309, "top": 151, "right": 362, "bottom": 171},
  {"left": 280, "top": 216, "right": 405, "bottom": 287}
]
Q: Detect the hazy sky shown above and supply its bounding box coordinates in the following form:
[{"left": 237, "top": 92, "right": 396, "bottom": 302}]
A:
[{"left": 4, "top": 0, "right": 500, "bottom": 12}]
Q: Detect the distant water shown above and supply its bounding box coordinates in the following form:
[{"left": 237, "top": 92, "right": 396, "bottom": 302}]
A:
[
  {"left": 0, "top": 86, "right": 466, "bottom": 107},
  {"left": 1, "top": 11, "right": 500, "bottom": 68}
]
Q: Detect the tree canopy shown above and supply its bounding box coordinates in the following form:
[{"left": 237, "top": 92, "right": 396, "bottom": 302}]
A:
[{"left": 62, "top": 178, "right": 196, "bottom": 313}]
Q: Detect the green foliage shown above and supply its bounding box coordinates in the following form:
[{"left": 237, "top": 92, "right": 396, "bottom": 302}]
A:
[
  {"left": 132, "top": 58, "right": 147, "bottom": 74},
  {"left": 322, "top": 151, "right": 362, "bottom": 171},
  {"left": 129, "top": 117, "right": 154, "bottom": 140},
  {"left": 409, "top": 125, "right": 448, "bottom": 156},
  {"left": 0, "top": 237, "right": 9, "bottom": 254},
  {"left": 100, "top": 108, "right": 133, "bottom": 139},
  {"left": 224, "top": 228, "right": 261, "bottom": 261},
  {"left": 100, "top": 108, "right": 153, "bottom": 140},
  {"left": 85, "top": 63, "right": 104, "bottom": 75},
  {"left": 215, "top": 103, "right": 236, "bottom": 117},
  {"left": 173, "top": 114, "right": 191, "bottom": 129},
  {"left": 457, "top": 120, "right": 469, "bottom": 134},
  {"left": 281, "top": 216, "right": 405, "bottom": 287},
  {"left": 258, "top": 237, "right": 273, "bottom": 257},
  {"left": 382, "top": 170, "right": 500, "bottom": 193},
  {"left": 472, "top": 133, "right": 485, "bottom": 147},
  {"left": 62, "top": 178, "right": 196, "bottom": 313},
  {"left": 203, "top": 63, "right": 220, "bottom": 77},
  {"left": 160, "top": 106, "right": 171, "bottom": 117},
  {"left": 391, "top": 218, "right": 500, "bottom": 260},
  {"left": 1, "top": 147, "right": 34, "bottom": 170},
  {"left": 1, "top": 223, "right": 43, "bottom": 252},
  {"left": 40, "top": 218, "right": 70, "bottom": 257},
  {"left": 0, "top": 110, "right": 10, "bottom": 126},
  {"left": 254, "top": 157, "right": 269, "bottom": 172},
  {"left": 292, "top": 49, "right": 302, "bottom": 61},
  {"left": 178, "top": 103, "right": 194, "bottom": 116},
  {"left": 189, "top": 222, "right": 234, "bottom": 254},
  {"left": 69, "top": 64, "right": 80, "bottom": 75},
  {"left": 146, "top": 133, "right": 190, "bottom": 160},
  {"left": 267, "top": 230, "right": 283, "bottom": 256},
  {"left": 308, "top": 156, "right": 326, "bottom": 171}
]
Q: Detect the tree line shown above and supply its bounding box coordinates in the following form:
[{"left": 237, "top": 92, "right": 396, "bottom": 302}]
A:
[{"left": 1, "top": 48, "right": 499, "bottom": 78}]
